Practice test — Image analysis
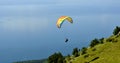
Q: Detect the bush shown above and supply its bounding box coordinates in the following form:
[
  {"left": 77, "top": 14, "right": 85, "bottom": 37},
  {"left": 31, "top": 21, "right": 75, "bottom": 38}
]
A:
[
  {"left": 113, "top": 26, "right": 120, "bottom": 35},
  {"left": 92, "top": 48, "right": 96, "bottom": 51},
  {"left": 84, "top": 54, "right": 89, "bottom": 58},
  {"left": 90, "top": 38, "right": 100, "bottom": 47},
  {"left": 72, "top": 48, "right": 79, "bottom": 57},
  {"left": 106, "top": 38, "right": 118, "bottom": 42},
  {"left": 48, "top": 52, "right": 64, "bottom": 63},
  {"left": 81, "top": 47, "right": 87, "bottom": 55},
  {"left": 99, "top": 37, "right": 104, "bottom": 44}
]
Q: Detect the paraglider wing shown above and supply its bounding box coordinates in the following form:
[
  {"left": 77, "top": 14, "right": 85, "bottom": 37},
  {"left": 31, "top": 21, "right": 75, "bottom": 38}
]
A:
[{"left": 56, "top": 16, "right": 73, "bottom": 28}]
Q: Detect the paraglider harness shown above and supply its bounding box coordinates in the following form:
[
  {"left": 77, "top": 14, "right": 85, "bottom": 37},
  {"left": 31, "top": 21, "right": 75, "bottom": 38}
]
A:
[{"left": 65, "top": 38, "right": 68, "bottom": 42}]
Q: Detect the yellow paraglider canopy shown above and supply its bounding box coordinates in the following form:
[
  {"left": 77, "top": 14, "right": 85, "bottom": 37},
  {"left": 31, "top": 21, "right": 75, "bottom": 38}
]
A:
[{"left": 56, "top": 16, "right": 73, "bottom": 28}]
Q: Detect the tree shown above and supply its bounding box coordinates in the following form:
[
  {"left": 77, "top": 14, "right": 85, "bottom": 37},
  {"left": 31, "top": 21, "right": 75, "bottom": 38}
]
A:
[
  {"left": 48, "top": 52, "right": 64, "bottom": 63},
  {"left": 90, "top": 38, "right": 100, "bottom": 47},
  {"left": 58, "top": 58, "right": 63, "bottom": 63},
  {"left": 81, "top": 47, "right": 87, "bottom": 55},
  {"left": 113, "top": 26, "right": 120, "bottom": 35},
  {"left": 72, "top": 48, "right": 79, "bottom": 57},
  {"left": 99, "top": 37, "right": 104, "bottom": 44}
]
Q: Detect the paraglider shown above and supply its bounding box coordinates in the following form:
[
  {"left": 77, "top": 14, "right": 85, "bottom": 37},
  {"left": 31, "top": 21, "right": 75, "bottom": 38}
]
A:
[
  {"left": 56, "top": 16, "right": 73, "bottom": 28},
  {"left": 56, "top": 16, "right": 73, "bottom": 43},
  {"left": 65, "top": 38, "right": 68, "bottom": 42}
]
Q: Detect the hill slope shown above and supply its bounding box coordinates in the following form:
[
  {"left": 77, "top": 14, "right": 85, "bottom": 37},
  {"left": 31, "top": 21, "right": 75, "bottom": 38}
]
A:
[{"left": 66, "top": 35, "right": 120, "bottom": 63}]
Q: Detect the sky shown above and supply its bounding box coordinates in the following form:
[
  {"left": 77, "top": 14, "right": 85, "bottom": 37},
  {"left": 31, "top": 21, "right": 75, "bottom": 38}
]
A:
[{"left": 0, "top": 0, "right": 120, "bottom": 63}]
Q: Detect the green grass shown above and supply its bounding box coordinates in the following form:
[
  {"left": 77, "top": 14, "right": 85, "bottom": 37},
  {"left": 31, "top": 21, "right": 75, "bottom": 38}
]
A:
[{"left": 66, "top": 35, "right": 120, "bottom": 63}]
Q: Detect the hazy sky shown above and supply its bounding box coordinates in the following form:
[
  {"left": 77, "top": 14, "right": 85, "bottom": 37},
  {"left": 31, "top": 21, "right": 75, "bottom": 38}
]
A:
[{"left": 0, "top": 0, "right": 120, "bottom": 63}]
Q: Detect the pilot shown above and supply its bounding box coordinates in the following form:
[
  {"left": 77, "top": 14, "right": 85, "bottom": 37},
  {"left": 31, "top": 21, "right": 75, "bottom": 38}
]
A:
[{"left": 65, "top": 38, "right": 68, "bottom": 42}]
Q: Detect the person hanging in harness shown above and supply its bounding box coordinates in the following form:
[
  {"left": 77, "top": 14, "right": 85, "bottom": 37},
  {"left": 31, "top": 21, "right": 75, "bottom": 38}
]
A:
[{"left": 65, "top": 38, "right": 69, "bottom": 42}]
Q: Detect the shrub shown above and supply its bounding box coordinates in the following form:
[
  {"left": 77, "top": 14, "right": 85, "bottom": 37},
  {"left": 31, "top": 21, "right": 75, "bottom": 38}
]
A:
[
  {"left": 84, "top": 54, "right": 89, "bottom": 58},
  {"left": 72, "top": 48, "right": 79, "bottom": 57},
  {"left": 99, "top": 37, "right": 104, "bottom": 44},
  {"left": 90, "top": 38, "right": 100, "bottom": 47},
  {"left": 81, "top": 47, "right": 87, "bottom": 55},
  {"left": 48, "top": 52, "right": 64, "bottom": 63},
  {"left": 113, "top": 26, "right": 120, "bottom": 35},
  {"left": 106, "top": 38, "right": 118, "bottom": 42},
  {"left": 92, "top": 48, "right": 96, "bottom": 51}
]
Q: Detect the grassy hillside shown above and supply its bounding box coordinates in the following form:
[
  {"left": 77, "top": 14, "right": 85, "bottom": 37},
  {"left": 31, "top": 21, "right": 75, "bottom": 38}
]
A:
[{"left": 66, "top": 34, "right": 120, "bottom": 63}]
